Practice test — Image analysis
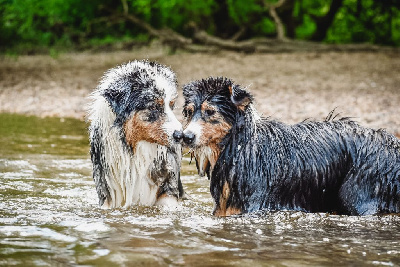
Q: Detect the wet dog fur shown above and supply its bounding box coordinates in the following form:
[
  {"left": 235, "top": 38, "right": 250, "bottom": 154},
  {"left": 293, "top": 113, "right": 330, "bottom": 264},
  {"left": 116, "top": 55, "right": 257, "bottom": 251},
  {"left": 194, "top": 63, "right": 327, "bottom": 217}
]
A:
[
  {"left": 88, "top": 60, "right": 184, "bottom": 208},
  {"left": 182, "top": 77, "right": 400, "bottom": 216}
]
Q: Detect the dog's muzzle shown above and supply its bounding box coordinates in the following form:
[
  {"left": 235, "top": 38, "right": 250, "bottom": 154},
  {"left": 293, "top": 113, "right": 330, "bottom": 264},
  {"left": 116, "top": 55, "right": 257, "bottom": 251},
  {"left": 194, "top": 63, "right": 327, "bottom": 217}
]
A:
[
  {"left": 183, "top": 131, "right": 195, "bottom": 145},
  {"left": 173, "top": 130, "right": 184, "bottom": 143}
]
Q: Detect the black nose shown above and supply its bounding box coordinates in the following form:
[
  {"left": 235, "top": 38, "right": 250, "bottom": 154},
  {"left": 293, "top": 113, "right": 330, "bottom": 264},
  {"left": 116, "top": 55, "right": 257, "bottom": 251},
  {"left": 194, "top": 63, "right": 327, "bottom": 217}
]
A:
[
  {"left": 183, "top": 132, "right": 195, "bottom": 145},
  {"left": 173, "top": 130, "right": 183, "bottom": 142}
]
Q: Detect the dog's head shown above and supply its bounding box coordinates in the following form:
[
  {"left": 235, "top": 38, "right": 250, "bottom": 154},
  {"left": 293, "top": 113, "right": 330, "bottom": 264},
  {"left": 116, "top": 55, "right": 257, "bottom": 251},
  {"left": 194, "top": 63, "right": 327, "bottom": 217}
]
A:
[
  {"left": 99, "top": 60, "right": 183, "bottom": 150},
  {"left": 182, "top": 77, "right": 253, "bottom": 176}
]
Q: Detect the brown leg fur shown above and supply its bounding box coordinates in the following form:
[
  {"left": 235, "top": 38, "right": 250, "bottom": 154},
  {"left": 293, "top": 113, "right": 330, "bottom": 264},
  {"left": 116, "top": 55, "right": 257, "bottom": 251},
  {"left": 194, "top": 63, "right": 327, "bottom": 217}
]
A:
[{"left": 213, "top": 181, "right": 242, "bottom": 217}]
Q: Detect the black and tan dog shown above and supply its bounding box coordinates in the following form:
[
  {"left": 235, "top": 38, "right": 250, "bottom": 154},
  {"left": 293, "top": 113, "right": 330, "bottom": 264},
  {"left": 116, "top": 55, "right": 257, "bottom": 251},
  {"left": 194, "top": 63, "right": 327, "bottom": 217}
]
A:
[
  {"left": 182, "top": 77, "right": 400, "bottom": 216},
  {"left": 88, "top": 60, "right": 184, "bottom": 209}
]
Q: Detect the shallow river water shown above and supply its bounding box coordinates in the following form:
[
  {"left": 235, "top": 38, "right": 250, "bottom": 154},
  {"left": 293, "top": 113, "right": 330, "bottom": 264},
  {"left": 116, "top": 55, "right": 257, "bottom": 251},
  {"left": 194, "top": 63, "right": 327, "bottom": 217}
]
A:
[{"left": 0, "top": 113, "right": 399, "bottom": 266}]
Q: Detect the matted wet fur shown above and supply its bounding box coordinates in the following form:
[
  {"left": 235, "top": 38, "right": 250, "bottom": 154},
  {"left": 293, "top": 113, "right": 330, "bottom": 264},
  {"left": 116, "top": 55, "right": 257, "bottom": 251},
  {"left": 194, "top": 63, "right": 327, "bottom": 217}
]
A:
[
  {"left": 87, "top": 60, "right": 184, "bottom": 208},
  {"left": 182, "top": 77, "right": 400, "bottom": 216}
]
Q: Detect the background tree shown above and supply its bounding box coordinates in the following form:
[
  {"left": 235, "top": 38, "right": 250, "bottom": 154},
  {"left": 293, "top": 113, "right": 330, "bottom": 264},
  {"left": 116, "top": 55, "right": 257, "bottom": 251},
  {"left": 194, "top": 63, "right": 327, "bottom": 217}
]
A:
[{"left": 0, "top": 0, "right": 399, "bottom": 54}]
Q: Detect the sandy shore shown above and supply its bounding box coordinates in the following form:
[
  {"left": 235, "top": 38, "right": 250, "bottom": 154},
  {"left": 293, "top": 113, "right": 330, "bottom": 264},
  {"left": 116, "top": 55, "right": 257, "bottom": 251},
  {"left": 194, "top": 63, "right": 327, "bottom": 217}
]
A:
[{"left": 0, "top": 47, "right": 399, "bottom": 136}]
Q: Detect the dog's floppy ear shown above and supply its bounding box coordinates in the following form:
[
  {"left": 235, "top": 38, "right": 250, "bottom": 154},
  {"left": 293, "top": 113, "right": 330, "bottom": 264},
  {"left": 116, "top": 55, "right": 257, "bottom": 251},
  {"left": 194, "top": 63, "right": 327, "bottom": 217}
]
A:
[{"left": 229, "top": 85, "right": 253, "bottom": 111}]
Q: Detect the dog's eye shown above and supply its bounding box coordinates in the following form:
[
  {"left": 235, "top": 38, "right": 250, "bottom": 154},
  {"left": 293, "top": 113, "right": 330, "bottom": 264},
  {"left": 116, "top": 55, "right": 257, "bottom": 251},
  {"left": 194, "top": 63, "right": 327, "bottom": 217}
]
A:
[
  {"left": 184, "top": 108, "right": 193, "bottom": 118},
  {"left": 204, "top": 109, "right": 215, "bottom": 117}
]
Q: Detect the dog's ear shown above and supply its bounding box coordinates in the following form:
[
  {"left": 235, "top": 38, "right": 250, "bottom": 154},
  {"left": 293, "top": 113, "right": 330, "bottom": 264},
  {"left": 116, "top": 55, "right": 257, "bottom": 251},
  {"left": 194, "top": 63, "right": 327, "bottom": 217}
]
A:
[{"left": 229, "top": 85, "right": 253, "bottom": 111}]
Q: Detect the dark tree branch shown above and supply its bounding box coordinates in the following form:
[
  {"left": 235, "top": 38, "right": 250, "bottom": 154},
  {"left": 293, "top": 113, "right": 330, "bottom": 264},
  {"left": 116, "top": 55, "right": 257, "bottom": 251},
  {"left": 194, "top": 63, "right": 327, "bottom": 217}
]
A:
[
  {"left": 85, "top": 15, "right": 124, "bottom": 36},
  {"left": 230, "top": 27, "right": 247, "bottom": 41},
  {"left": 192, "top": 29, "right": 256, "bottom": 53},
  {"left": 123, "top": 13, "right": 192, "bottom": 48},
  {"left": 89, "top": 10, "right": 399, "bottom": 54}
]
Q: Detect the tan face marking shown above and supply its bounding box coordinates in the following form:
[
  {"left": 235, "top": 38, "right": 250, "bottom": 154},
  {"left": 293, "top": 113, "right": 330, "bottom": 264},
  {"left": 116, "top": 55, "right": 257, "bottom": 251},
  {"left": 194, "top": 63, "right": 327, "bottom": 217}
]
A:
[
  {"left": 183, "top": 101, "right": 232, "bottom": 175},
  {"left": 198, "top": 101, "right": 231, "bottom": 169},
  {"left": 198, "top": 101, "right": 231, "bottom": 146},
  {"left": 123, "top": 111, "right": 168, "bottom": 150},
  {"left": 213, "top": 181, "right": 241, "bottom": 217}
]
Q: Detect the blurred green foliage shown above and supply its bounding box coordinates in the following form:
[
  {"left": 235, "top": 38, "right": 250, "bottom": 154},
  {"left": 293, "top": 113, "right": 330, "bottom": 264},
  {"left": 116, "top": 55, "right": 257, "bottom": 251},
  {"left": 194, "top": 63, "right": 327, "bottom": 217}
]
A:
[{"left": 0, "top": 0, "right": 399, "bottom": 53}]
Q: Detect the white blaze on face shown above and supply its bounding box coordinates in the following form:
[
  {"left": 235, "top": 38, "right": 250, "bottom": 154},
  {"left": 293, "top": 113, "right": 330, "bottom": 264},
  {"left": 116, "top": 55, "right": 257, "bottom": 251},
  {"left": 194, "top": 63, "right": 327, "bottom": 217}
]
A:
[{"left": 155, "top": 76, "right": 182, "bottom": 140}]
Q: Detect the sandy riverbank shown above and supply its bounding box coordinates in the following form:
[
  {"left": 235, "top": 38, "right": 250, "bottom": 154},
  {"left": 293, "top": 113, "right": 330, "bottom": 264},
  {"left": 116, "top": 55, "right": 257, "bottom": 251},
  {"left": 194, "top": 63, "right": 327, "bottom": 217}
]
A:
[{"left": 0, "top": 47, "right": 399, "bottom": 136}]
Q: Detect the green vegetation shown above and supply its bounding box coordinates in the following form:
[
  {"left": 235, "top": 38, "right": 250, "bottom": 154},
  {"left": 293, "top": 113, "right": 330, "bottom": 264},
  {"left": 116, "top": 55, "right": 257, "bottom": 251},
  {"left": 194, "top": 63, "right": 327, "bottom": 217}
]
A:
[{"left": 1, "top": 0, "right": 399, "bottom": 54}]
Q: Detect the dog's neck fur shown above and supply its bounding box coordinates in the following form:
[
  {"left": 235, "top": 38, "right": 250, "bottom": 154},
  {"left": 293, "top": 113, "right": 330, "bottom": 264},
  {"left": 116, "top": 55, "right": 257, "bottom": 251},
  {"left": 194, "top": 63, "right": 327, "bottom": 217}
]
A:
[
  {"left": 209, "top": 104, "right": 262, "bottom": 215},
  {"left": 194, "top": 145, "right": 217, "bottom": 178},
  {"left": 89, "top": 96, "right": 172, "bottom": 208}
]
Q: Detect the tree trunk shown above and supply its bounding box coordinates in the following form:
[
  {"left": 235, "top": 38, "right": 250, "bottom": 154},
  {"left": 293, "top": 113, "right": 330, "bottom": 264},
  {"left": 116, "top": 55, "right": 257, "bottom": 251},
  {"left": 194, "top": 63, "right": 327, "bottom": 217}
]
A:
[
  {"left": 265, "top": 0, "right": 288, "bottom": 41},
  {"left": 311, "top": 0, "right": 344, "bottom": 41},
  {"left": 277, "top": 0, "right": 296, "bottom": 39},
  {"left": 213, "top": 0, "right": 240, "bottom": 39}
]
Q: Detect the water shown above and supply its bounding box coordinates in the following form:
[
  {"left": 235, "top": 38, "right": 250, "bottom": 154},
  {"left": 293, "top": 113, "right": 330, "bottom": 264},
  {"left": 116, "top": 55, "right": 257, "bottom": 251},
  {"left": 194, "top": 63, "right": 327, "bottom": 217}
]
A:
[{"left": 0, "top": 113, "right": 399, "bottom": 266}]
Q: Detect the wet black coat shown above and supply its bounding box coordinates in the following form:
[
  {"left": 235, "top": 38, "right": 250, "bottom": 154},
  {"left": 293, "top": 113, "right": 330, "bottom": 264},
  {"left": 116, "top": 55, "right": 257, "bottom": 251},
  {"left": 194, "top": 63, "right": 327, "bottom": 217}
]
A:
[{"left": 212, "top": 110, "right": 400, "bottom": 215}]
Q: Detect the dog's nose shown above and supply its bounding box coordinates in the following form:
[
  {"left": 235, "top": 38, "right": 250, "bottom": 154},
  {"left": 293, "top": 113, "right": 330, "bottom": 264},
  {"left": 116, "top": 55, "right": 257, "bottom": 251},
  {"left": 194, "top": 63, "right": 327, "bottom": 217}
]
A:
[
  {"left": 183, "top": 132, "right": 195, "bottom": 145},
  {"left": 173, "top": 130, "right": 183, "bottom": 142}
]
